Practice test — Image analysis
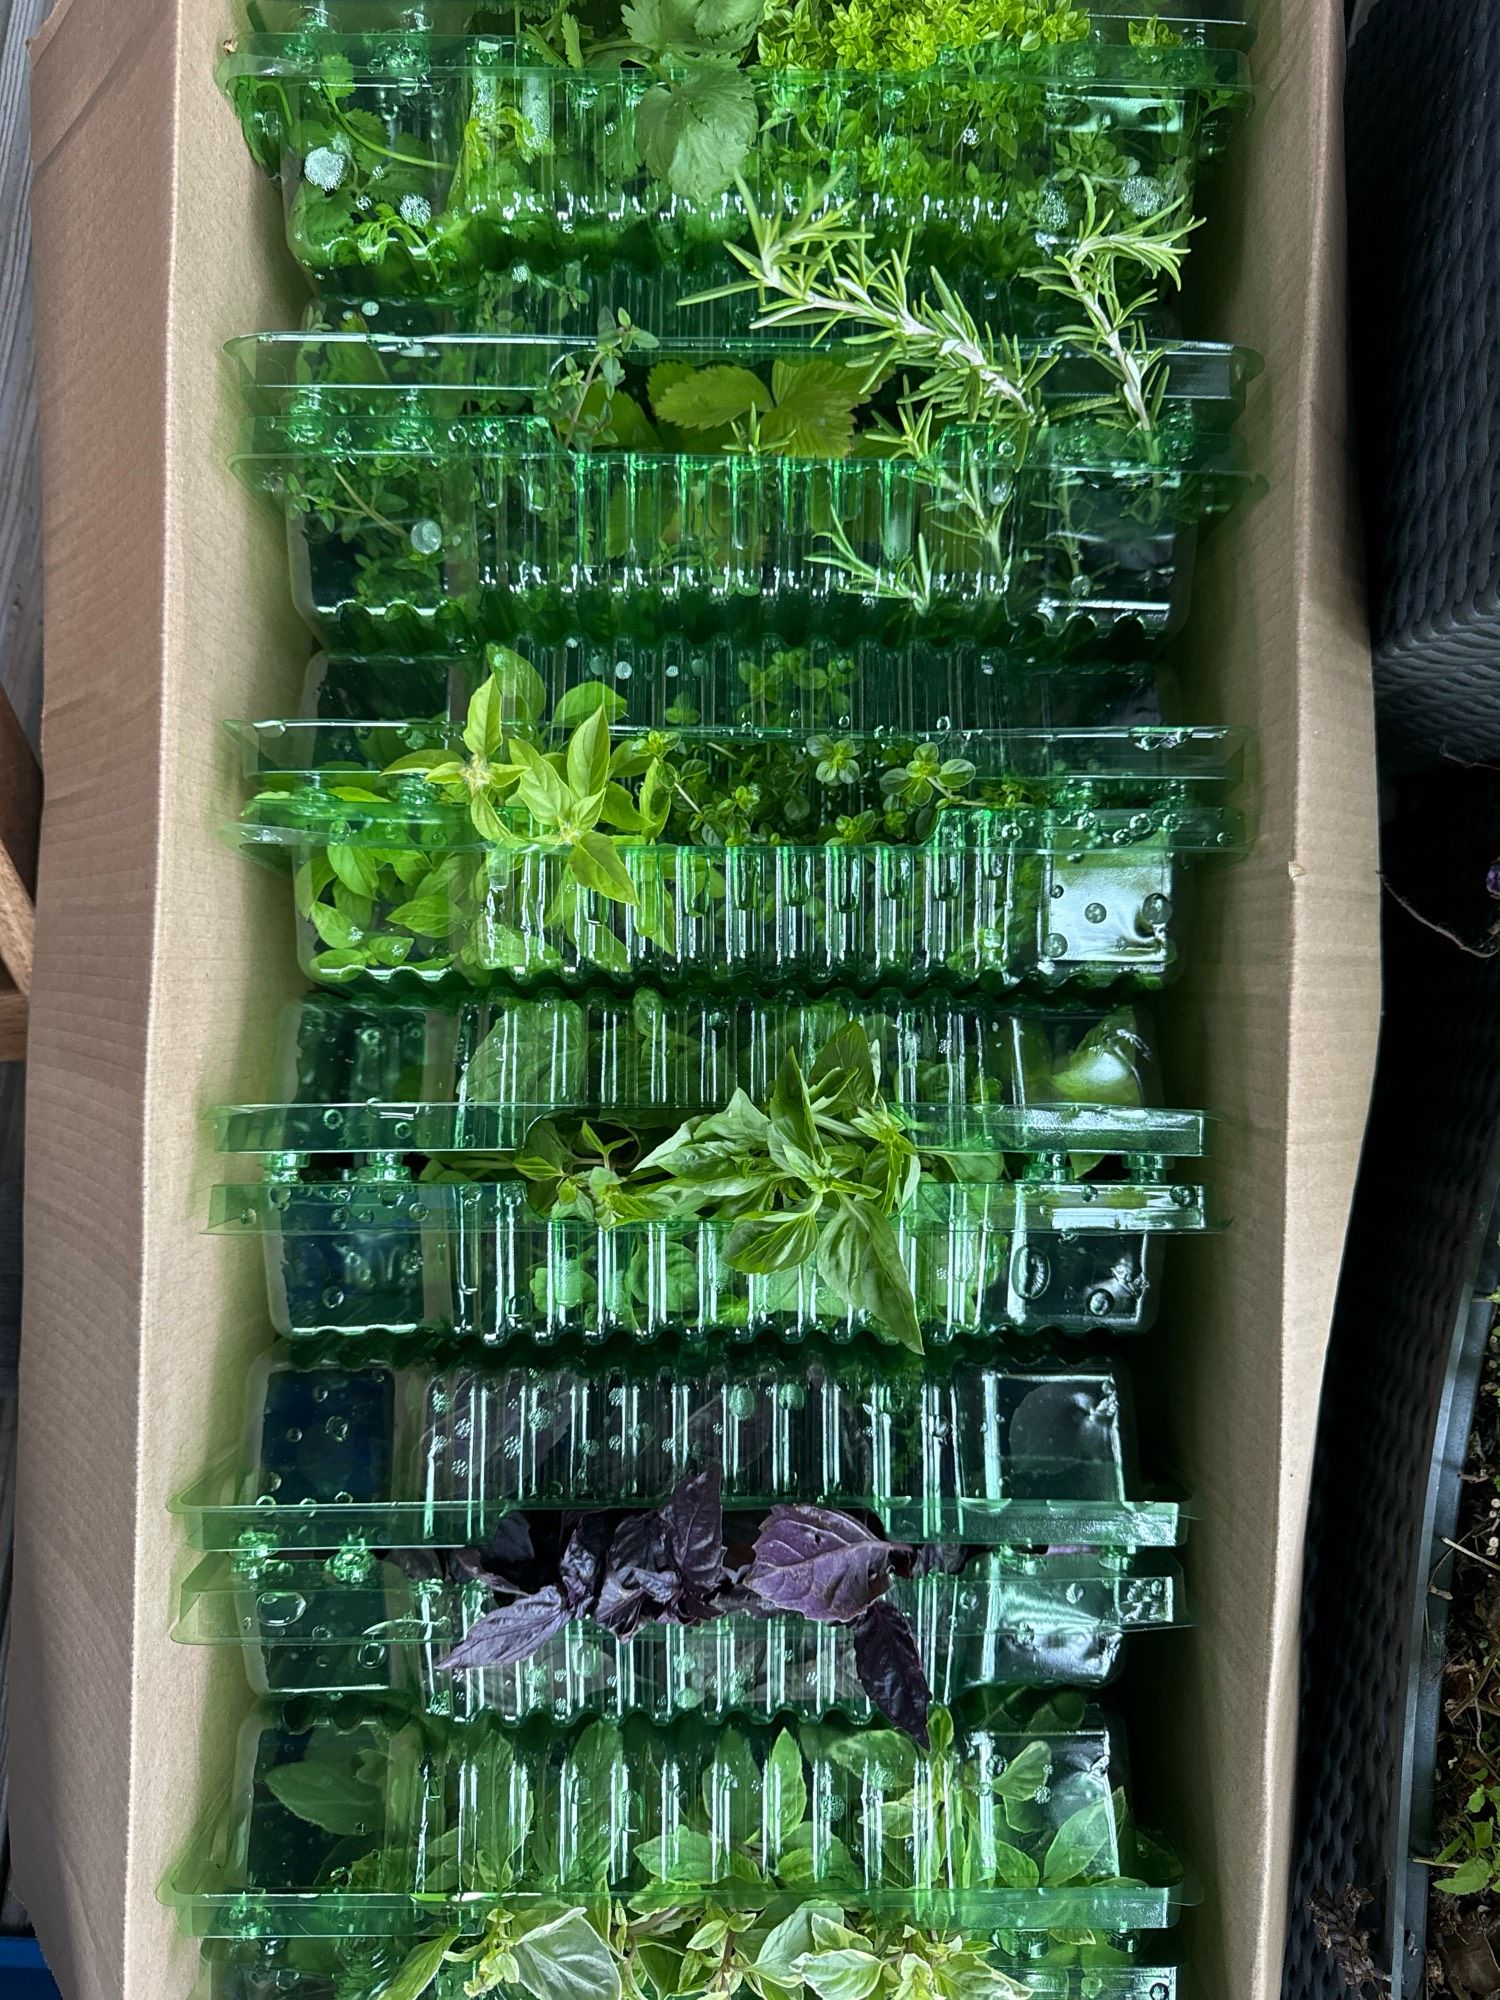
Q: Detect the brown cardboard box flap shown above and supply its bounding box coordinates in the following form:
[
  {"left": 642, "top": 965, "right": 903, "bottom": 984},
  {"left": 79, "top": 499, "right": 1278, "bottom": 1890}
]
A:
[{"left": 14, "top": 2, "right": 1378, "bottom": 1996}]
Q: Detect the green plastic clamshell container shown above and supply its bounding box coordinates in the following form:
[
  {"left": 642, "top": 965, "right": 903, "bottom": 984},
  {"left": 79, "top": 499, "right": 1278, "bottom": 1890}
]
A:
[
  {"left": 162, "top": 1693, "right": 1190, "bottom": 1938},
  {"left": 219, "top": 0, "right": 1251, "bottom": 318},
  {"left": 208, "top": 992, "right": 1217, "bottom": 1343},
  {"left": 188, "top": 1931, "right": 1186, "bottom": 2000},
  {"left": 170, "top": 1339, "right": 1184, "bottom": 1554},
  {"left": 231, "top": 635, "right": 1252, "bottom": 999},
  {"left": 174, "top": 1544, "right": 1184, "bottom": 1710},
  {"left": 227, "top": 331, "right": 1262, "bottom": 653}
]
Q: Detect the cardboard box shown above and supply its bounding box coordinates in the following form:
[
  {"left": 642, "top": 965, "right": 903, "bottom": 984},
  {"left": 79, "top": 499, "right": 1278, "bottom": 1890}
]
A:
[{"left": 12, "top": 0, "right": 1379, "bottom": 1994}]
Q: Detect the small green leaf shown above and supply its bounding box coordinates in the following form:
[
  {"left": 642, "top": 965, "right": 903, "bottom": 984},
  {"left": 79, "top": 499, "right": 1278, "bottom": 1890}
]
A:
[
  {"left": 567, "top": 705, "right": 612, "bottom": 801},
  {"left": 513, "top": 1911, "right": 622, "bottom": 2000},
  {"left": 654, "top": 365, "right": 772, "bottom": 432},
  {"left": 377, "top": 1930, "right": 460, "bottom": 2000},
  {"left": 327, "top": 842, "right": 381, "bottom": 901},
  {"left": 511, "top": 739, "right": 571, "bottom": 824},
  {"left": 553, "top": 679, "right": 628, "bottom": 728},
  {"left": 635, "top": 63, "right": 758, "bottom": 202},
  {"left": 570, "top": 831, "right": 640, "bottom": 906},
  {"left": 636, "top": 1826, "right": 718, "bottom": 1883},
  {"left": 486, "top": 646, "right": 548, "bottom": 723},
  {"left": 264, "top": 1759, "right": 379, "bottom": 1836},
  {"left": 767, "top": 1726, "right": 810, "bottom": 1848},
  {"left": 308, "top": 901, "right": 362, "bottom": 952},
  {"left": 1436, "top": 1854, "right": 1496, "bottom": 1897},
  {"left": 817, "top": 1195, "right": 923, "bottom": 1353},
  {"left": 1042, "top": 1798, "right": 1118, "bottom": 1886},
  {"left": 726, "top": 1207, "right": 821, "bottom": 1276},
  {"left": 387, "top": 892, "right": 453, "bottom": 937},
  {"left": 793, "top": 1951, "right": 883, "bottom": 2000},
  {"left": 465, "top": 673, "right": 510, "bottom": 759},
  {"left": 986, "top": 1838, "right": 1041, "bottom": 1889}
]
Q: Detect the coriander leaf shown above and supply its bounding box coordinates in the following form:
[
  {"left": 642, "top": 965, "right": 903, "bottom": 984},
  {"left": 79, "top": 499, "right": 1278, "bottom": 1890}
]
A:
[
  {"left": 623, "top": 0, "right": 761, "bottom": 56},
  {"left": 817, "top": 1194, "right": 923, "bottom": 1354},
  {"left": 748, "top": 1504, "right": 901, "bottom": 1622},
  {"left": 378, "top": 1931, "right": 461, "bottom": 2000},
  {"left": 635, "top": 63, "right": 758, "bottom": 202},
  {"left": 653, "top": 365, "right": 772, "bottom": 431},
  {"left": 851, "top": 1598, "right": 931, "bottom": 1747},
  {"left": 513, "top": 1910, "right": 622, "bottom": 2000}
]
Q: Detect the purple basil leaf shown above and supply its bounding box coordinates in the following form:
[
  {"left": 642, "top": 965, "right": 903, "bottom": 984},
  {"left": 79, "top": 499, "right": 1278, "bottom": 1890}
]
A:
[
  {"left": 594, "top": 1511, "right": 681, "bottom": 1636},
  {"left": 440, "top": 1584, "right": 573, "bottom": 1672},
  {"left": 748, "top": 1504, "right": 908, "bottom": 1623},
  {"left": 452, "top": 1513, "right": 555, "bottom": 1596},
  {"left": 559, "top": 1512, "right": 614, "bottom": 1613},
  {"left": 662, "top": 1467, "right": 726, "bottom": 1597},
  {"left": 852, "top": 1598, "right": 932, "bottom": 1747},
  {"left": 909, "top": 1544, "right": 971, "bottom": 1579}
]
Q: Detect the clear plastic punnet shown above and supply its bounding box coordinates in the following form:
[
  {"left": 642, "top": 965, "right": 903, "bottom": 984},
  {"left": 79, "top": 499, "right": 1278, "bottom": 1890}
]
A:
[
  {"left": 231, "top": 636, "right": 1252, "bottom": 999},
  {"left": 268, "top": 644, "right": 1193, "bottom": 737},
  {"left": 162, "top": 1693, "right": 1191, "bottom": 1939},
  {"left": 169, "top": 1340, "right": 1185, "bottom": 1554},
  {"left": 218, "top": 0, "right": 1251, "bottom": 319},
  {"left": 209, "top": 993, "right": 1216, "bottom": 1344},
  {"left": 174, "top": 1545, "right": 1185, "bottom": 1710},
  {"left": 189, "top": 1932, "right": 1186, "bottom": 2000},
  {"left": 228, "top": 331, "right": 1262, "bottom": 654}
]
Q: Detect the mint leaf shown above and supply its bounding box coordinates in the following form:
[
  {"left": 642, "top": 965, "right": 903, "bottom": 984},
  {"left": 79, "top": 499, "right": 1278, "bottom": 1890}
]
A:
[{"left": 635, "top": 63, "right": 758, "bottom": 202}]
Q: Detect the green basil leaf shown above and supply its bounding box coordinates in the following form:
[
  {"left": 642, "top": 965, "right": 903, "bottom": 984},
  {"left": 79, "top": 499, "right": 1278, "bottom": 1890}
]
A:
[
  {"left": 513, "top": 1911, "right": 622, "bottom": 2000},
  {"left": 377, "top": 1930, "right": 461, "bottom": 2000},
  {"left": 264, "top": 1759, "right": 380, "bottom": 1836},
  {"left": 816, "top": 1195, "right": 923, "bottom": 1353}
]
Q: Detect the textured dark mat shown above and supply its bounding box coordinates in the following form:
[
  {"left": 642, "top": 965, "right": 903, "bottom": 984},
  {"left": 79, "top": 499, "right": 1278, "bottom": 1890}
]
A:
[
  {"left": 1347, "top": 0, "right": 1500, "bottom": 771},
  {"left": 1283, "top": 774, "right": 1500, "bottom": 2000}
]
